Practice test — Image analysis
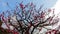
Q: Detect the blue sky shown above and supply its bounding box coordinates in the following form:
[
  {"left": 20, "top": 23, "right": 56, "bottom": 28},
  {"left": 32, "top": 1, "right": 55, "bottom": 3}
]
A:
[{"left": 0, "top": 0, "right": 57, "bottom": 13}]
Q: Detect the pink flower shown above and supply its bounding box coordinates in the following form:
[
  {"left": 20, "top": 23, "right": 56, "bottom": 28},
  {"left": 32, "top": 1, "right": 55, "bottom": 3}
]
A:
[{"left": 20, "top": 3, "right": 24, "bottom": 10}]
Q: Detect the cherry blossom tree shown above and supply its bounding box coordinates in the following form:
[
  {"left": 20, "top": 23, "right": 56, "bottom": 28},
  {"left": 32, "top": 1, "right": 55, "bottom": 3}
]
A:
[{"left": 0, "top": 2, "right": 60, "bottom": 34}]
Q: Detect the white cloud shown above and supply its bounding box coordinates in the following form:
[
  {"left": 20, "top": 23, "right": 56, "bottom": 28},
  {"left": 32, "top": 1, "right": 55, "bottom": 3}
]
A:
[
  {"left": 51, "top": 0, "right": 60, "bottom": 15},
  {"left": 51, "top": 0, "right": 60, "bottom": 29}
]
